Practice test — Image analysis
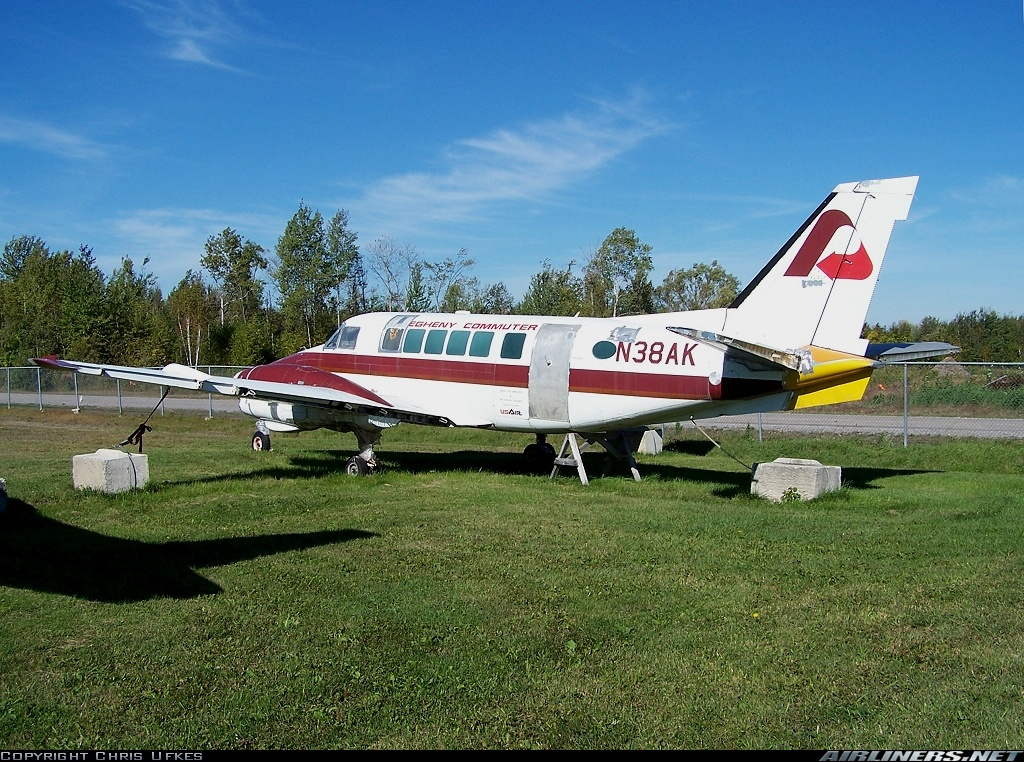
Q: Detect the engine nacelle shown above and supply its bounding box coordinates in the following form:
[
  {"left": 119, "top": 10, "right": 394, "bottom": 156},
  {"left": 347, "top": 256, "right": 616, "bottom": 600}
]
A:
[
  {"left": 237, "top": 398, "right": 399, "bottom": 434},
  {"left": 238, "top": 398, "right": 315, "bottom": 430}
]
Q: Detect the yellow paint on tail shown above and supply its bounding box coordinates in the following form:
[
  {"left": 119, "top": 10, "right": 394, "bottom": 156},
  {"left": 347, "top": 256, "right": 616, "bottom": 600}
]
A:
[{"left": 785, "top": 346, "right": 879, "bottom": 410}]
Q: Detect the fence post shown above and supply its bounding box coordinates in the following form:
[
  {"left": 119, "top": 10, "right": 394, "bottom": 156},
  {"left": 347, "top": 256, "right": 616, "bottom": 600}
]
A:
[
  {"left": 36, "top": 367, "right": 42, "bottom": 411},
  {"left": 903, "top": 362, "right": 909, "bottom": 448},
  {"left": 116, "top": 379, "right": 123, "bottom": 415},
  {"left": 73, "top": 373, "right": 79, "bottom": 411},
  {"left": 757, "top": 412, "right": 763, "bottom": 442},
  {"left": 6, "top": 367, "right": 9, "bottom": 409}
]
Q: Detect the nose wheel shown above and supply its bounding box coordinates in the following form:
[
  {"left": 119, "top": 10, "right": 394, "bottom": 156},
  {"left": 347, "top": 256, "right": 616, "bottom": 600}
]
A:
[{"left": 251, "top": 431, "right": 271, "bottom": 451}]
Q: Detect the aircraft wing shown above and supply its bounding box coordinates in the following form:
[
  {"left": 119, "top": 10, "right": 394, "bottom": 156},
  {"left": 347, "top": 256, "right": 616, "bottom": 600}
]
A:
[{"left": 31, "top": 356, "right": 491, "bottom": 427}]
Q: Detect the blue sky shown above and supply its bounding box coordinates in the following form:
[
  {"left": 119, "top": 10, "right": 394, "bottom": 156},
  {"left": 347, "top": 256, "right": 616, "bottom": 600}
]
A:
[{"left": 1, "top": 1, "right": 1022, "bottom": 325}]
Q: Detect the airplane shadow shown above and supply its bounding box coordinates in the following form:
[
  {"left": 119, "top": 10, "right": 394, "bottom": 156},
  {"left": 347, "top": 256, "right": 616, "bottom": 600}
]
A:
[
  {"left": 380, "top": 449, "right": 541, "bottom": 476},
  {"left": 148, "top": 449, "right": 939, "bottom": 494},
  {"left": 661, "top": 440, "right": 719, "bottom": 456},
  {"left": 0, "top": 498, "right": 376, "bottom": 603}
]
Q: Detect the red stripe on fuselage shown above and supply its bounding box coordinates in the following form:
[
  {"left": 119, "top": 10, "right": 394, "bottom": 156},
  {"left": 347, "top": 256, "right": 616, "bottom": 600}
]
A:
[
  {"left": 296, "top": 351, "right": 733, "bottom": 401},
  {"left": 569, "top": 368, "right": 716, "bottom": 400}
]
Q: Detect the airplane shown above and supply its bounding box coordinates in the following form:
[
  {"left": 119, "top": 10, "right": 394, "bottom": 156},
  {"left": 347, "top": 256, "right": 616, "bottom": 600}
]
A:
[{"left": 33, "top": 176, "right": 955, "bottom": 483}]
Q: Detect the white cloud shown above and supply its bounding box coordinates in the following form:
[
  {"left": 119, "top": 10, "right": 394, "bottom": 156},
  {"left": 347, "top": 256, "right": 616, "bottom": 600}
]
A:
[
  {"left": 123, "top": 0, "right": 253, "bottom": 72},
  {"left": 0, "top": 115, "right": 107, "bottom": 161},
  {"left": 347, "top": 94, "right": 674, "bottom": 234},
  {"left": 107, "top": 206, "right": 281, "bottom": 288}
]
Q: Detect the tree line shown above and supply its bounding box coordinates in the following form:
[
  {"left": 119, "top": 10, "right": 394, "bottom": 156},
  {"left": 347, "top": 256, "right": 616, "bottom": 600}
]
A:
[{"left": 1, "top": 202, "right": 1020, "bottom": 367}]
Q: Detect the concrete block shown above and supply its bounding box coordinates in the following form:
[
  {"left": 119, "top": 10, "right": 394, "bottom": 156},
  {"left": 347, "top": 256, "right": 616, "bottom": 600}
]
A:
[
  {"left": 72, "top": 449, "right": 149, "bottom": 494},
  {"left": 638, "top": 429, "right": 663, "bottom": 455},
  {"left": 751, "top": 457, "right": 840, "bottom": 502}
]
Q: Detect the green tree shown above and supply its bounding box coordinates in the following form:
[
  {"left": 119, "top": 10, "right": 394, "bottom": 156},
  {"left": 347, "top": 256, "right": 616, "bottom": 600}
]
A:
[
  {"left": 404, "top": 261, "right": 431, "bottom": 312},
  {"left": 516, "top": 260, "right": 582, "bottom": 316},
  {"left": 437, "top": 277, "right": 512, "bottom": 314},
  {"left": 0, "top": 239, "right": 106, "bottom": 364},
  {"left": 99, "top": 257, "right": 170, "bottom": 365},
  {"left": 1, "top": 235, "right": 47, "bottom": 281},
  {"left": 470, "top": 282, "right": 515, "bottom": 314},
  {"left": 657, "top": 260, "right": 740, "bottom": 311},
  {"left": 342, "top": 253, "right": 369, "bottom": 317},
  {"left": 325, "top": 210, "right": 360, "bottom": 326},
  {"left": 582, "top": 228, "right": 654, "bottom": 317},
  {"left": 167, "top": 270, "right": 217, "bottom": 366},
  {"left": 201, "top": 228, "right": 268, "bottom": 326},
  {"left": 273, "top": 203, "right": 335, "bottom": 350},
  {"left": 424, "top": 248, "right": 476, "bottom": 313}
]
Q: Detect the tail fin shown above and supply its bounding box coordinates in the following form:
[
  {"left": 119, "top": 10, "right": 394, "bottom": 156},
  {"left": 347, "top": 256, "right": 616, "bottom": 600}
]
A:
[{"left": 723, "top": 176, "right": 918, "bottom": 356}]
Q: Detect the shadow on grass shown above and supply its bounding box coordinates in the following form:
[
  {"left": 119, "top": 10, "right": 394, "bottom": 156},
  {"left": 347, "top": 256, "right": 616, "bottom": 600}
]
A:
[
  {"left": 661, "top": 439, "right": 719, "bottom": 456},
  {"left": 838, "top": 466, "right": 938, "bottom": 490},
  {"left": 0, "top": 498, "right": 376, "bottom": 602},
  {"left": 150, "top": 446, "right": 940, "bottom": 493}
]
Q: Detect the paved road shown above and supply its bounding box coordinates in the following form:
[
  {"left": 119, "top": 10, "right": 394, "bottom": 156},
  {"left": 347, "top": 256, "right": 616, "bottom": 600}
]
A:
[
  {"left": 4, "top": 392, "right": 233, "bottom": 413},
  {"left": 683, "top": 411, "right": 1024, "bottom": 440},
  {"left": 5, "top": 392, "right": 1023, "bottom": 440}
]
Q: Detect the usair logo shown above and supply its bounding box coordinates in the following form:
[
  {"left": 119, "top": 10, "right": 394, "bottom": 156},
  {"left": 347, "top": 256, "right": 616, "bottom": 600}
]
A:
[{"left": 785, "top": 209, "right": 872, "bottom": 281}]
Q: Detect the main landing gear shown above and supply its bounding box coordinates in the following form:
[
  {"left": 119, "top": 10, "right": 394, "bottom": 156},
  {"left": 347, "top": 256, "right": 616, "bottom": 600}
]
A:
[
  {"left": 344, "top": 456, "right": 373, "bottom": 476},
  {"left": 248, "top": 421, "right": 381, "bottom": 475},
  {"left": 523, "top": 434, "right": 557, "bottom": 472},
  {"left": 343, "top": 425, "right": 382, "bottom": 476}
]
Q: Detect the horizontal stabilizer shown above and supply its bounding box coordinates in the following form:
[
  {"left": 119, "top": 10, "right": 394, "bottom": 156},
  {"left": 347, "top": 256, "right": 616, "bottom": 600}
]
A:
[
  {"left": 667, "top": 327, "right": 812, "bottom": 373},
  {"left": 864, "top": 342, "right": 960, "bottom": 363}
]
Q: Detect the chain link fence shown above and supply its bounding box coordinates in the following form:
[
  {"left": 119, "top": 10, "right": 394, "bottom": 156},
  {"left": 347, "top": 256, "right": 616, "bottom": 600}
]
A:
[
  {"left": 4, "top": 361, "right": 1024, "bottom": 442},
  {"left": 2, "top": 365, "right": 248, "bottom": 417}
]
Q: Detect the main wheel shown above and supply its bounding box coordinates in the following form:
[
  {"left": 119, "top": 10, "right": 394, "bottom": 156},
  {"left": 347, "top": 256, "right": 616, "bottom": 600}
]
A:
[
  {"left": 345, "top": 456, "right": 370, "bottom": 476},
  {"left": 251, "top": 431, "right": 271, "bottom": 451},
  {"left": 524, "top": 442, "right": 556, "bottom": 471}
]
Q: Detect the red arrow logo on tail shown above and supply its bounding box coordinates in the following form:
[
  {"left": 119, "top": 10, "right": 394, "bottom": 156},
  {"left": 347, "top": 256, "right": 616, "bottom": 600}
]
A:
[
  {"left": 815, "top": 242, "right": 873, "bottom": 280},
  {"left": 784, "top": 208, "right": 873, "bottom": 281}
]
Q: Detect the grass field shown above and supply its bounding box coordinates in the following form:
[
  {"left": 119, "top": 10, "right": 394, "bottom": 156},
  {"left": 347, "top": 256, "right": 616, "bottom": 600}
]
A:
[{"left": 1, "top": 406, "right": 1022, "bottom": 750}]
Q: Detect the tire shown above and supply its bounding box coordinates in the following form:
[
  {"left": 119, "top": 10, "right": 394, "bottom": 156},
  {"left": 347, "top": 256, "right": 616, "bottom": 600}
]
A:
[
  {"left": 524, "top": 442, "right": 556, "bottom": 471},
  {"left": 345, "top": 456, "right": 370, "bottom": 476},
  {"left": 251, "top": 431, "right": 271, "bottom": 452}
]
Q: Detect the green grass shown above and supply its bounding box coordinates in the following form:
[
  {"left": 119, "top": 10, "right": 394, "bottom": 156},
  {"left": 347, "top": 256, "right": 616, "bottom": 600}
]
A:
[{"left": 1, "top": 407, "right": 1023, "bottom": 749}]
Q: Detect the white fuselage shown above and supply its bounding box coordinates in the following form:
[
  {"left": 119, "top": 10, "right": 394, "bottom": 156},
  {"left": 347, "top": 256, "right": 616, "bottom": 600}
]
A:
[{"left": 241, "top": 310, "right": 793, "bottom": 436}]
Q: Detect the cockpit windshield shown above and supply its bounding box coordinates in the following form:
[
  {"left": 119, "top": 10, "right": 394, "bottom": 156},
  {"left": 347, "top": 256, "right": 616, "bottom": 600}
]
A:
[{"left": 323, "top": 324, "right": 360, "bottom": 350}]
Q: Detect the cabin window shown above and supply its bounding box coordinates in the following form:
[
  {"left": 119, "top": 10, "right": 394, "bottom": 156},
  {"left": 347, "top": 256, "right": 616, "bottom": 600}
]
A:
[
  {"left": 424, "top": 329, "right": 447, "bottom": 354},
  {"left": 379, "top": 315, "right": 416, "bottom": 352},
  {"left": 380, "top": 327, "right": 403, "bottom": 352},
  {"left": 469, "top": 331, "right": 493, "bottom": 357},
  {"left": 500, "top": 332, "right": 527, "bottom": 359},
  {"left": 446, "top": 330, "right": 470, "bottom": 356},
  {"left": 324, "top": 324, "right": 360, "bottom": 350},
  {"left": 403, "top": 328, "right": 425, "bottom": 353}
]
